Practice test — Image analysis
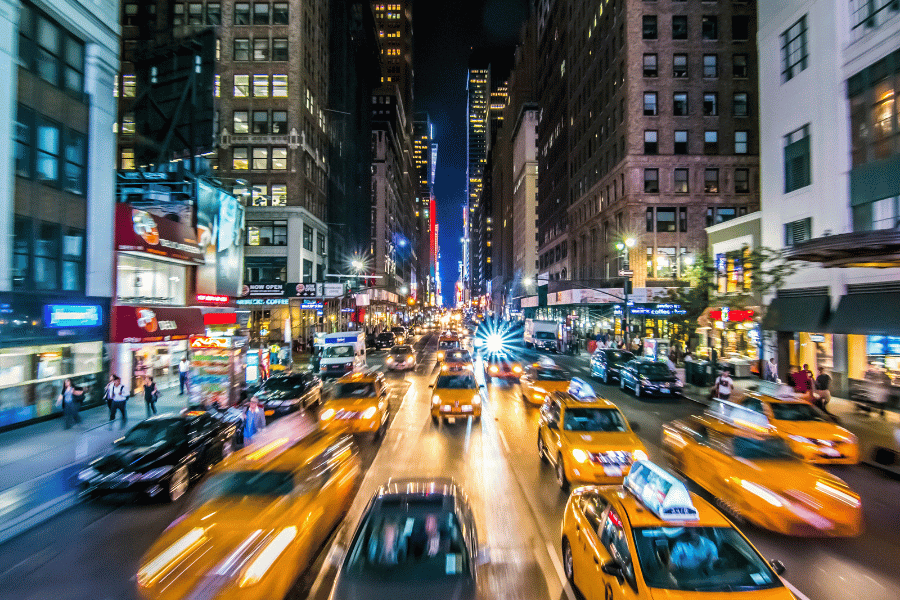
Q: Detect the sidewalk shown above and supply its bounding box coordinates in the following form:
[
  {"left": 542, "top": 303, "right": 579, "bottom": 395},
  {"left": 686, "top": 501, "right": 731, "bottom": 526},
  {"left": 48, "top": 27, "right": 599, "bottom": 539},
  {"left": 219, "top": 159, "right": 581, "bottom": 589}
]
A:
[{"left": 0, "top": 384, "right": 189, "bottom": 544}]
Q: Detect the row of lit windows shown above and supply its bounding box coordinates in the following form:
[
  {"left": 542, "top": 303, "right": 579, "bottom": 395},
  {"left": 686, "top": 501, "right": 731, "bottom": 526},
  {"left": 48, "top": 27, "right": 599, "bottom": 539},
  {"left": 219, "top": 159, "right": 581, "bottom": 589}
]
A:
[
  {"left": 641, "top": 167, "right": 750, "bottom": 195},
  {"left": 232, "top": 146, "right": 289, "bottom": 170},
  {"left": 233, "top": 38, "right": 288, "bottom": 61},
  {"left": 642, "top": 129, "right": 750, "bottom": 155},
  {"left": 233, "top": 74, "right": 289, "bottom": 98},
  {"left": 384, "top": 48, "right": 401, "bottom": 55}
]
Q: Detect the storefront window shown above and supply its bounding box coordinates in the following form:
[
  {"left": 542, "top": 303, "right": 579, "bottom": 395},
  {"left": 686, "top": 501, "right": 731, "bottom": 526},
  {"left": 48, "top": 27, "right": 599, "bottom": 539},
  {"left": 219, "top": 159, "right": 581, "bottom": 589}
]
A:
[{"left": 116, "top": 254, "right": 188, "bottom": 306}]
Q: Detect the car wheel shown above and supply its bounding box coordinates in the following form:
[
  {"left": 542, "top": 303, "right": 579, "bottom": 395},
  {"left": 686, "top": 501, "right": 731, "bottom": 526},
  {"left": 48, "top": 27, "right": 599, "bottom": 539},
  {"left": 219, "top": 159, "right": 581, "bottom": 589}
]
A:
[
  {"left": 556, "top": 454, "right": 569, "bottom": 490},
  {"left": 167, "top": 465, "right": 189, "bottom": 502},
  {"left": 562, "top": 538, "right": 575, "bottom": 584},
  {"left": 538, "top": 435, "right": 549, "bottom": 463}
]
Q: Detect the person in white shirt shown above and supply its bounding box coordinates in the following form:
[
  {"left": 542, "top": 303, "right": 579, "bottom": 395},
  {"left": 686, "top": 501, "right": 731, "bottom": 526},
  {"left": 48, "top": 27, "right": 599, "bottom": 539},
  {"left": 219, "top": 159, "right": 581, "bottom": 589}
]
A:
[
  {"left": 109, "top": 375, "right": 130, "bottom": 427},
  {"left": 179, "top": 357, "right": 189, "bottom": 395}
]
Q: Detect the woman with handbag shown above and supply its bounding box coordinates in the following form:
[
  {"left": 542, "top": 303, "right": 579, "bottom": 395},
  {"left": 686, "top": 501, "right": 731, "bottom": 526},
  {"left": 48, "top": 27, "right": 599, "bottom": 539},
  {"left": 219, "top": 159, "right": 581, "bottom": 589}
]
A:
[
  {"left": 143, "top": 376, "right": 159, "bottom": 418},
  {"left": 57, "top": 379, "right": 84, "bottom": 429}
]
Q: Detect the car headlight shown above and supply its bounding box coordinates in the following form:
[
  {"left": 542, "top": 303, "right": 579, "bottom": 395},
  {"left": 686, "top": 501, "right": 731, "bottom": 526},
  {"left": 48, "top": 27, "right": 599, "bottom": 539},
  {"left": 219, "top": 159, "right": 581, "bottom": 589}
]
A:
[
  {"left": 472, "top": 394, "right": 481, "bottom": 405},
  {"left": 513, "top": 365, "right": 522, "bottom": 373},
  {"left": 386, "top": 356, "right": 394, "bottom": 363},
  {"left": 633, "top": 449, "right": 648, "bottom": 462},
  {"left": 572, "top": 449, "right": 589, "bottom": 463},
  {"left": 408, "top": 355, "right": 415, "bottom": 361},
  {"left": 788, "top": 434, "right": 814, "bottom": 444},
  {"left": 533, "top": 387, "right": 547, "bottom": 395},
  {"left": 432, "top": 395, "right": 440, "bottom": 406},
  {"left": 437, "top": 352, "right": 445, "bottom": 360},
  {"left": 489, "top": 365, "right": 499, "bottom": 374},
  {"left": 362, "top": 406, "right": 377, "bottom": 419},
  {"left": 140, "top": 466, "right": 174, "bottom": 480},
  {"left": 320, "top": 408, "right": 335, "bottom": 421},
  {"left": 78, "top": 467, "right": 98, "bottom": 481}
]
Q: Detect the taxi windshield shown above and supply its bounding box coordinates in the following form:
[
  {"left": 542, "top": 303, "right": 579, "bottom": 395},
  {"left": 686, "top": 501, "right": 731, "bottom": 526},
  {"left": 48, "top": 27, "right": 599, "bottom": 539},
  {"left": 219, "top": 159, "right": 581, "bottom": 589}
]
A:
[
  {"left": 769, "top": 402, "right": 828, "bottom": 422},
  {"left": 261, "top": 376, "right": 306, "bottom": 393},
  {"left": 390, "top": 346, "right": 413, "bottom": 355},
  {"left": 333, "top": 382, "right": 376, "bottom": 397},
  {"left": 444, "top": 350, "right": 471, "bottom": 362},
  {"left": 633, "top": 526, "right": 780, "bottom": 592},
  {"left": 346, "top": 504, "right": 470, "bottom": 581},
  {"left": 439, "top": 340, "right": 460, "bottom": 349},
  {"left": 324, "top": 345, "right": 354, "bottom": 358},
  {"left": 639, "top": 363, "right": 672, "bottom": 378},
  {"left": 732, "top": 436, "right": 795, "bottom": 460},
  {"left": 536, "top": 368, "right": 567, "bottom": 381},
  {"left": 192, "top": 470, "right": 295, "bottom": 506},
  {"left": 563, "top": 408, "right": 627, "bottom": 432},
  {"left": 435, "top": 374, "right": 478, "bottom": 389}
]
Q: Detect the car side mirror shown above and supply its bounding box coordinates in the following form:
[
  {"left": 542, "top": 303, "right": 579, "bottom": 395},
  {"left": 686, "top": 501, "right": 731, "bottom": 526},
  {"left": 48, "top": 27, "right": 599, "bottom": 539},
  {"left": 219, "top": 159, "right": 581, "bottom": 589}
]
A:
[
  {"left": 770, "top": 560, "right": 786, "bottom": 576},
  {"left": 631, "top": 422, "right": 641, "bottom": 433},
  {"left": 601, "top": 561, "right": 625, "bottom": 582},
  {"left": 476, "top": 545, "right": 491, "bottom": 566}
]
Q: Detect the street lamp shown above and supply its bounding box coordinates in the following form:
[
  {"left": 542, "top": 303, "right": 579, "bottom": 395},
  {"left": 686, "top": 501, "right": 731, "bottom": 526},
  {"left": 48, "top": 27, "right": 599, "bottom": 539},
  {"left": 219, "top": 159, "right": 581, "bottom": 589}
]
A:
[{"left": 615, "top": 237, "right": 636, "bottom": 346}]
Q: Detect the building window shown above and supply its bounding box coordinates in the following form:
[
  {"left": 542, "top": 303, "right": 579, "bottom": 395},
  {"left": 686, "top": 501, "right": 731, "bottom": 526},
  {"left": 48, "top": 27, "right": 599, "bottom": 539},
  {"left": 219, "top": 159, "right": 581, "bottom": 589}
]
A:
[
  {"left": 272, "top": 110, "right": 288, "bottom": 134},
  {"left": 656, "top": 208, "right": 677, "bottom": 232},
  {"left": 673, "top": 54, "right": 688, "bottom": 77},
  {"left": 245, "top": 257, "right": 287, "bottom": 283},
  {"left": 703, "top": 54, "right": 718, "bottom": 78},
  {"left": 251, "top": 188, "right": 266, "bottom": 206},
  {"left": 64, "top": 36, "right": 84, "bottom": 93},
  {"left": 674, "top": 130, "right": 688, "bottom": 154},
  {"left": 272, "top": 74, "right": 288, "bottom": 97},
  {"left": 232, "top": 147, "right": 249, "bottom": 170},
  {"left": 234, "top": 74, "right": 249, "bottom": 97},
  {"left": 234, "top": 111, "right": 249, "bottom": 134},
  {"left": 781, "top": 16, "right": 808, "bottom": 82},
  {"left": 317, "top": 232, "right": 326, "bottom": 256},
  {"left": 703, "top": 93, "right": 718, "bottom": 116},
  {"left": 733, "top": 93, "right": 749, "bottom": 117},
  {"left": 253, "top": 38, "right": 269, "bottom": 61},
  {"left": 672, "top": 15, "right": 688, "bottom": 40},
  {"left": 271, "top": 147, "right": 288, "bottom": 170},
  {"left": 303, "top": 224, "right": 313, "bottom": 251},
  {"left": 644, "top": 130, "right": 658, "bottom": 154},
  {"left": 733, "top": 54, "right": 748, "bottom": 79},
  {"left": 674, "top": 168, "right": 689, "bottom": 193},
  {"left": 215, "top": 74, "right": 220, "bottom": 97},
  {"left": 679, "top": 207, "right": 688, "bottom": 232},
  {"left": 62, "top": 227, "right": 84, "bottom": 291},
  {"left": 253, "top": 2, "right": 270, "bottom": 25},
  {"left": 207, "top": 3, "right": 221, "bottom": 25},
  {"left": 783, "top": 124, "right": 811, "bottom": 192},
  {"left": 247, "top": 220, "right": 287, "bottom": 246},
  {"left": 273, "top": 2, "right": 289, "bottom": 24},
  {"left": 673, "top": 92, "right": 688, "bottom": 116},
  {"left": 702, "top": 15, "right": 718, "bottom": 40},
  {"left": 36, "top": 118, "right": 60, "bottom": 183},
  {"left": 303, "top": 259, "right": 313, "bottom": 283},
  {"left": 248, "top": 110, "right": 265, "bottom": 134},
  {"left": 13, "top": 217, "right": 30, "bottom": 289},
  {"left": 63, "top": 130, "right": 86, "bottom": 195},
  {"left": 234, "top": 3, "right": 250, "bottom": 25},
  {"left": 735, "top": 130, "right": 748, "bottom": 154},
  {"left": 15, "top": 106, "right": 32, "bottom": 178},
  {"left": 271, "top": 183, "right": 287, "bottom": 206},
  {"left": 121, "top": 148, "right": 135, "bottom": 170},
  {"left": 784, "top": 217, "right": 812, "bottom": 246},
  {"left": 851, "top": 74, "right": 898, "bottom": 166},
  {"left": 715, "top": 207, "right": 737, "bottom": 224},
  {"left": 188, "top": 3, "right": 203, "bottom": 25},
  {"left": 732, "top": 15, "right": 750, "bottom": 41},
  {"left": 735, "top": 168, "right": 750, "bottom": 193},
  {"left": 643, "top": 54, "right": 658, "bottom": 77},
  {"left": 644, "top": 168, "right": 659, "bottom": 193},
  {"left": 704, "top": 168, "right": 719, "bottom": 193},
  {"left": 36, "top": 15, "right": 61, "bottom": 86},
  {"left": 172, "top": 3, "right": 184, "bottom": 25},
  {"left": 644, "top": 92, "right": 658, "bottom": 116},
  {"left": 252, "top": 147, "right": 269, "bottom": 169},
  {"left": 272, "top": 38, "right": 288, "bottom": 61},
  {"left": 34, "top": 221, "right": 60, "bottom": 290},
  {"left": 704, "top": 130, "right": 719, "bottom": 154},
  {"left": 870, "top": 197, "right": 899, "bottom": 230},
  {"left": 646, "top": 208, "right": 654, "bottom": 232},
  {"left": 253, "top": 74, "right": 269, "bottom": 97},
  {"left": 643, "top": 15, "right": 658, "bottom": 39}
]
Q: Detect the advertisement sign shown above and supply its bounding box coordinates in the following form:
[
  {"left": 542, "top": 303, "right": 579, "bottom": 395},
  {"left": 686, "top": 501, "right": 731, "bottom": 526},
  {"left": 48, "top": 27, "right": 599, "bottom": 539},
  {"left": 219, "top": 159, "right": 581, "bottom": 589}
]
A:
[
  {"left": 111, "top": 306, "right": 205, "bottom": 343},
  {"left": 323, "top": 283, "right": 344, "bottom": 298},
  {"left": 240, "top": 282, "right": 318, "bottom": 298},
  {"left": 196, "top": 294, "right": 229, "bottom": 304},
  {"left": 196, "top": 181, "right": 245, "bottom": 297},
  {"left": 43, "top": 304, "right": 102, "bottom": 328},
  {"left": 572, "top": 288, "right": 624, "bottom": 304},
  {"left": 300, "top": 302, "right": 324, "bottom": 310},
  {"left": 115, "top": 204, "right": 204, "bottom": 263}
]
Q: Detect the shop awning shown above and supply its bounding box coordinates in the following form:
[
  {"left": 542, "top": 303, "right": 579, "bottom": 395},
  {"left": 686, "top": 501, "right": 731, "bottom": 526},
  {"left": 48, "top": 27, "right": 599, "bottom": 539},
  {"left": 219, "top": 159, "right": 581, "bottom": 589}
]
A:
[
  {"left": 827, "top": 293, "right": 900, "bottom": 336},
  {"left": 761, "top": 295, "right": 830, "bottom": 332}
]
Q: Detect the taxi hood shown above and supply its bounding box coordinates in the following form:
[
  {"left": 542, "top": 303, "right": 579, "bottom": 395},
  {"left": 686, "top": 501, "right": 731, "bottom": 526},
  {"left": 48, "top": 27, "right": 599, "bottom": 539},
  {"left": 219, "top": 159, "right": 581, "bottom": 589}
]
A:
[
  {"left": 532, "top": 380, "right": 570, "bottom": 392},
  {"left": 562, "top": 430, "right": 641, "bottom": 450},
  {"left": 648, "top": 587, "right": 796, "bottom": 600},
  {"left": 772, "top": 419, "right": 854, "bottom": 442},
  {"left": 328, "top": 396, "right": 380, "bottom": 408},
  {"left": 433, "top": 388, "right": 480, "bottom": 404}
]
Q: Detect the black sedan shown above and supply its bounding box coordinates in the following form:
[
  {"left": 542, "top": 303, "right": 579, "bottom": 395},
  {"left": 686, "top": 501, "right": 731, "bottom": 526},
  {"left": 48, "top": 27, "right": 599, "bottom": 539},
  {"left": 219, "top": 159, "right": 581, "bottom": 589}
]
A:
[
  {"left": 252, "top": 371, "right": 322, "bottom": 420},
  {"left": 77, "top": 412, "right": 235, "bottom": 502},
  {"left": 590, "top": 348, "right": 635, "bottom": 384},
  {"left": 331, "top": 478, "right": 483, "bottom": 600},
  {"left": 619, "top": 358, "right": 683, "bottom": 399},
  {"left": 375, "top": 332, "right": 396, "bottom": 349}
]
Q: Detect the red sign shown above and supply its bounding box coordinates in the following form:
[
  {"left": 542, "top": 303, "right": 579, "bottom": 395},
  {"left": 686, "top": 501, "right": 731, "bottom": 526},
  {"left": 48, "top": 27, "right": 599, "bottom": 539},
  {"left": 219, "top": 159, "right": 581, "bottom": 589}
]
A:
[
  {"left": 196, "top": 294, "right": 229, "bottom": 304},
  {"left": 709, "top": 308, "right": 755, "bottom": 322},
  {"left": 115, "top": 204, "right": 204, "bottom": 264},
  {"left": 204, "top": 312, "right": 237, "bottom": 325},
  {"left": 110, "top": 306, "right": 205, "bottom": 343}
]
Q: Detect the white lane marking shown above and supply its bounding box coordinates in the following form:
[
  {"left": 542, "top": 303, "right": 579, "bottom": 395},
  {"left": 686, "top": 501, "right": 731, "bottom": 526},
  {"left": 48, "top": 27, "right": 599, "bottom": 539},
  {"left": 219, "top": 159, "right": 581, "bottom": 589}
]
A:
[{"left": 783, "top": 578, "right": 814, "bottom": 600}]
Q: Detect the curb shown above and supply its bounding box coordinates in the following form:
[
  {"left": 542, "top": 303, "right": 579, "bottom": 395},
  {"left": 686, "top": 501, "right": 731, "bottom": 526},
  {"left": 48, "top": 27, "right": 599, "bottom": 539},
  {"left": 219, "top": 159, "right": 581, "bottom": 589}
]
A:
[{"left": 0, "top": 491, "right": 76, "bottom": 546}]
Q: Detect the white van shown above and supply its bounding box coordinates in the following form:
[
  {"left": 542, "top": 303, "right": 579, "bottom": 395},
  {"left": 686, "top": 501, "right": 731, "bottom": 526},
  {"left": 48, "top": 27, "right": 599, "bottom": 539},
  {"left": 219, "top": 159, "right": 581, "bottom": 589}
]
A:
[
  {"left": 318, "top": 332, "right": 367, "bottom": 379},
  {"left": 524, "top": 319, "right": 558, "bottom": 352}
]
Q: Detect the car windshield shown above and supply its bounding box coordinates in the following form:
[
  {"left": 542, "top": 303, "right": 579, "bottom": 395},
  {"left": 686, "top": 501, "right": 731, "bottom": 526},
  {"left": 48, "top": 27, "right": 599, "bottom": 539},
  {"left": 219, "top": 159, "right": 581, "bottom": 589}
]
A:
[
  {"left": 769, "top": 402, "right": 829, "bottom": 422},
  {"left": 563, "top": 408, "right": 627, "bottom": 432},
  {"left": 639, "top": 363, "right": 672, "bottom": 378},
  {"left": 191, "top": 470, "right": 295, "bottom": 506},
  {"left": 536, "top": 369, "right": 567, "bottom": 381},
  {"left": 732, "top": 436, "right": 795, "bottom": 460},
  {"left": 444, "top": 350, "right": 471, "bottom": 362},
  {"left": 435, "top": 374, "right": 478, "bottom": 389},
  {"left": 346, "top": 503, "right": 470, "bottom": 581},
  {"left": 391, "top": 346, "right": 413, "bottom": 355},
  {"left": 324, "top": 345, "right": 354, "bottom": 358},
  {"left": 334, "top": 382, "right": 376, "bottom": 397},
  {"left": 121, "top": 420, "right": 184, "bottom": 446},
  {"left": 439, "top": 340, "right": 460, "bottom": 349},
  {"left": 392, "top": 328, "right": 405, "bottom": 334},
  {"left": 604, "top": 350, "right": 634, "bottom": 364},
  {"left": 536, "top": 332, "right": 556, "bottom": 339},
  {"left": 633, "top": 526, "right": 781, "bottom": 592},
  {"left": 378, "top": 333, "right": 394, "bottom": 340},
  {"left": 261, "top": 376, "right": 306, "bottom": 393}
]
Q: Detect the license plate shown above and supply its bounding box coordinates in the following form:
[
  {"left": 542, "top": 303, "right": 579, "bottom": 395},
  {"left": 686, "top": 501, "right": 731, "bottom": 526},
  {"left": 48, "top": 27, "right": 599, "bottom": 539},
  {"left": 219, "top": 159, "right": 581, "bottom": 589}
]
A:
[
  {"left": 821, "top": 448, "right": 841, "bottom": 457},
  {"left": 604, "top": 466, "right": 623, "bottom": 477}
]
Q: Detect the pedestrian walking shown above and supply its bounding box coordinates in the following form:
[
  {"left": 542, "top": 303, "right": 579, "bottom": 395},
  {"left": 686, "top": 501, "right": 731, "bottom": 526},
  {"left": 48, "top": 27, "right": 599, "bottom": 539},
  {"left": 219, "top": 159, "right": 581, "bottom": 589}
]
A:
[
  {"left": 109, "top": 375, "right": 129, "bottom": 428},
  {"left": 764, "top": 357, "right": 778, "bottom": 382},
  {"left": 711, "top": 370, "right": 734, "bottom": 401},
  {"left": 57, "top": 378, "right": 83, "bottom": 429},
  {"left": 815, "top": 367, "right": 832, "bottom": 411},
  {"left": 179, "top": 357, "right": 189, "bottom": 395},
  {"left": 103, "top": 374, "right": 115, "bottom": 413},
  {"left": 243, "top": 397, "right": 266, "bottom": 443},
  {"left": 143, "top": 375, "right": 159, "bottom": 418},
  {"left": 794, "top": 363, "right": 814, "bottom": 394}
]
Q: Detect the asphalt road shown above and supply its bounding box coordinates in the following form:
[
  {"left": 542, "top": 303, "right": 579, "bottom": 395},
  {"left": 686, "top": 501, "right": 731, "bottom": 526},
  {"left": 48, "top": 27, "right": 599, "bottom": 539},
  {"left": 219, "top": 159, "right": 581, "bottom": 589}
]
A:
[{"left": 1, "top": 332, "right": 899, "bottom": 600}]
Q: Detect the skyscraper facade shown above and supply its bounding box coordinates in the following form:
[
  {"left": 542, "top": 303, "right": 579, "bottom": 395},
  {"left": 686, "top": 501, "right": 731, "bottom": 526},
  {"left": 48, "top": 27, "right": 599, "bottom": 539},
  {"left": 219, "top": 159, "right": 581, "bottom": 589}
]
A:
[{"left": 466, "top": 63, "right": 489, "bottom": 296}]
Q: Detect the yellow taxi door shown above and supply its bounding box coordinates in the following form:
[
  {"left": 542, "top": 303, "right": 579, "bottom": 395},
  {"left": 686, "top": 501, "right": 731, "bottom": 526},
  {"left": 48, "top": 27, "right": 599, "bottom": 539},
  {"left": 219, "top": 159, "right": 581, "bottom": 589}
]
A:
[
  {"left": 593, "top": 509, "right": 641, "bottom": 600},
  {"left": 541, "top": 400, "right": 563, "bottom": 460}
]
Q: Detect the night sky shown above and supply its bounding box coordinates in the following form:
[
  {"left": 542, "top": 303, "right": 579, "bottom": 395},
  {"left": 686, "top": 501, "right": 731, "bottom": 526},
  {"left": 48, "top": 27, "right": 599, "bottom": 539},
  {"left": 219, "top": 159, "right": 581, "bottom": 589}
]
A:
[{"left": 413, "top": 0, "right": 530, "bottom": 302}]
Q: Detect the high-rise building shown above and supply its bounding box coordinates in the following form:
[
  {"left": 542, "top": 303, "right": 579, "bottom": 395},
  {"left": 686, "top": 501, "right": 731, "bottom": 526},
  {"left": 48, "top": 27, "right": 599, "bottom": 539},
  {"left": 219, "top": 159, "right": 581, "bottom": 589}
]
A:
[
  {"left": 0, "top": 0, "right": 119, "bottom": 427},
  {"left": 413, "top": 115, "right": 434, "bottom": 304},
  {"left": 372, "top": 2, "right": 413, "bottom": 122},
  {"left": 758, "top": 0, "right": 900, "bottom": 393},
  {"left": 466, "top": 62, "right": 490, "bottom": 296}
]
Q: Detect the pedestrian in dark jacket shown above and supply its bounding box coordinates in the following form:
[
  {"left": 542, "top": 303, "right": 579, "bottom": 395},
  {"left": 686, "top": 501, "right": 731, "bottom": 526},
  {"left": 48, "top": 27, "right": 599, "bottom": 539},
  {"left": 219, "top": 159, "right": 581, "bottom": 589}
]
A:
[
  {"left": 57, "top": 378, "right": 83, "bottom": 429},
  {"left": 143, "top": 376, "right": 159, "bottom": 417}
]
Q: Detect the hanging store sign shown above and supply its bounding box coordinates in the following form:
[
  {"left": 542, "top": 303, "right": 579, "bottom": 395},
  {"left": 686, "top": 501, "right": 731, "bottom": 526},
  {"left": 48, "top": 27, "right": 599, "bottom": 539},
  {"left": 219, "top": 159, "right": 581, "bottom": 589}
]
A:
[
  {"left": 709, "top": 308, "right": 755, "bottom": 322},
  {"left": 115, "top": 204, "right": 204, "bottom": 263},
  {"left": 111, "top": 306, "right": 205, "bottom": 343},
  {"left": 196, "top": 294, "right": 230, "bottom": 304},
  {"left": 240, "top": 282, "right": 318, "bottom": 298},
  {"left": 300, "top": 301, "right": 324, "bottom": 310}
]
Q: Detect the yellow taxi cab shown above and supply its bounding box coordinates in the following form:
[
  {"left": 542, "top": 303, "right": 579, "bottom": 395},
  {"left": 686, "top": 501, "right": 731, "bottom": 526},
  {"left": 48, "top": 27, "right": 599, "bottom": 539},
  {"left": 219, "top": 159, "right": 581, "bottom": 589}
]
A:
[
  {"left": 737, "top": 392, "right": 859, "bottom": 464},
  {"left": 436, "top": 332, "right": 461, "bottom": 361},
  {"left": 662, "top": 400, "right": 863, "bottom": 537},
  {"left": 538, "top": 380, "right": 648, "bottom": 489},
  {"left": 520, "top": 360, "right": 571, "bottom": 405},
  {"left": 318, "top": 370, "right": 390, "bottom": 439},
  {"left": 438, "top": 348, "right": 475, "bottom": 373},
  {"left": 561, "top": 460, "right": 798, "bottom": 600},
  {"left": 430, "top": 370, "right": 484, "bottom": 424},
  {"left": 482, "top": 351, "right": 523, "bottom": 381},
  {"left": 136, "top": 419, "right": 359, "bottom": 600}
]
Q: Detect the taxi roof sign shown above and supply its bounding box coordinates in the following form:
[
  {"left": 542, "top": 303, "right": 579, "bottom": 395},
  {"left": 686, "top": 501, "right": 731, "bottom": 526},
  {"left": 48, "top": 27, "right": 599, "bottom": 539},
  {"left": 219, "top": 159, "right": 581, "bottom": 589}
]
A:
[
  {"left": 538, "top": 357, "right": 557, "bottom": 367},
  {"left": 624, "top": 460, "right": 699, "bottom": 522},
  {"left": 568, "top": 377, "right": 597, "bottom": 400}
]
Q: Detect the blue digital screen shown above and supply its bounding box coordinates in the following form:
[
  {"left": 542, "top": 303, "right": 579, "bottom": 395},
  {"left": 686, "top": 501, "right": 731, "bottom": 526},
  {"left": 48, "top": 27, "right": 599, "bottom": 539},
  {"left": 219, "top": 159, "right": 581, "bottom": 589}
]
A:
[{"left": 43, "top": 305, "right": 102, "bottom": 328}]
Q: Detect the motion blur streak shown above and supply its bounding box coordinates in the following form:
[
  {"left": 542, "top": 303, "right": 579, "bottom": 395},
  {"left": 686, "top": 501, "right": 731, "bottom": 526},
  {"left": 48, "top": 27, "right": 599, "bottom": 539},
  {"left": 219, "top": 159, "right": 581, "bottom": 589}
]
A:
[
  {"left": 239, "top": 526, "right": 298, "bottom": 587},
  {"left": 138, "top": 527, "right": 206, "bottom": 587}
]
